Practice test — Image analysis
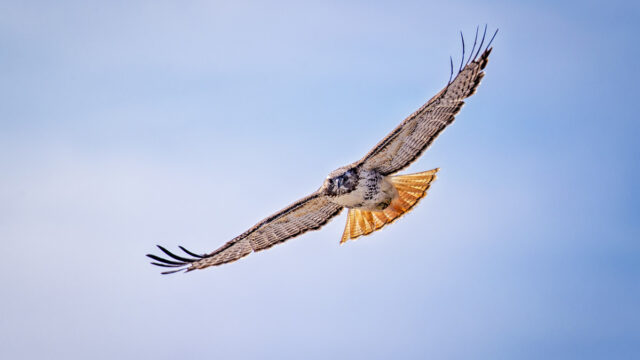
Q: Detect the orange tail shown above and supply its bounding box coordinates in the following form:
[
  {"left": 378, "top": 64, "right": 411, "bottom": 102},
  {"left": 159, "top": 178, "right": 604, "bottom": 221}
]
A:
[{"left": 340, "top": 168, "right": 439, "bottom": 243}]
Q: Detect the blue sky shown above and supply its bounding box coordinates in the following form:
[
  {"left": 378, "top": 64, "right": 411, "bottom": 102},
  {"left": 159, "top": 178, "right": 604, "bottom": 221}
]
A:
[{"left": 1, "top": 1, "right": 638, "bottom": 359}]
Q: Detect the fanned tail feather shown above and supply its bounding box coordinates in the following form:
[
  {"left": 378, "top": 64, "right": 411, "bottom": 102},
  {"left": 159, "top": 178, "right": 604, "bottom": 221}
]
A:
[{"left": 340, "top": 168, "right": 439, "bottom": 243}]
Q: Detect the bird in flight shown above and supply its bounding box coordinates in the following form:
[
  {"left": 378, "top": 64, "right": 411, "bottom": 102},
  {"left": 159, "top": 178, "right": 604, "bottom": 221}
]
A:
[{"left": 148, "top": 27, "right": 497, "bottom": 274}]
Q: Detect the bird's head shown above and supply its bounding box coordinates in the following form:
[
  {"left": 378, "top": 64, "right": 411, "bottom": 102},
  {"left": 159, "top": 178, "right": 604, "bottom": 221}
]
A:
[{"left": 325, "top": 166, "right": 358, "bottom": 196}]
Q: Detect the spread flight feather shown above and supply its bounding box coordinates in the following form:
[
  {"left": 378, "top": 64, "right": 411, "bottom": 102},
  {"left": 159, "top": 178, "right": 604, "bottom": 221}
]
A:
[{"left": 147, "top": 28, "right": 497, "bottom": 274}]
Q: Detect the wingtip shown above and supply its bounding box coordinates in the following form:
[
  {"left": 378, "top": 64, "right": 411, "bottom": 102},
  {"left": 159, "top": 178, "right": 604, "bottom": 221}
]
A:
[
  {"left": 161, "top": 268, "right": 186, "bottom": 275},
  {"left": 147, "top": 244, "right": 209, "bottom": 274}
]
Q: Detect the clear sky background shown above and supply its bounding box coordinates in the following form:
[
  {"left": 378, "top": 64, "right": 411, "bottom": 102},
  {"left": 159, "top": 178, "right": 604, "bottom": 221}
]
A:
[{"left": 1, "top": 1, "right": 638, "bottom": 359}]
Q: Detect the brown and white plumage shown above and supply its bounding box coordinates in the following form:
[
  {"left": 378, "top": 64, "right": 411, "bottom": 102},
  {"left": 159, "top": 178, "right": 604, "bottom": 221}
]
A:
[
  {"left": 148, "top": 28, "right": 497, "bottom": 274},
  {"left": 340, "top": 169, "right": 439, "bottom": 243},
  {"left": 148, "top": 193, "right": 342, "bottom": 274},
  {"left": 358, "top": 32, "right": 494, "bottom": 175}
]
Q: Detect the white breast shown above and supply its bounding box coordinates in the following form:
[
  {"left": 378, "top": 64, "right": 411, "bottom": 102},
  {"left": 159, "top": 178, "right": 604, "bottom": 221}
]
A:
[{"left": 330, "top": 169, "right": 398, "bottom": 211}]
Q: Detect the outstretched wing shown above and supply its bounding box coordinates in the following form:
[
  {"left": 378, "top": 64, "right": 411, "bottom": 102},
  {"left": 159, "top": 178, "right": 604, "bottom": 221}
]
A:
[
  {"left": 358, "top": 28, "right": 497, "bottom": 175},
  {"left": 147, "top": 192, "right": 343, "bottom": 274}
]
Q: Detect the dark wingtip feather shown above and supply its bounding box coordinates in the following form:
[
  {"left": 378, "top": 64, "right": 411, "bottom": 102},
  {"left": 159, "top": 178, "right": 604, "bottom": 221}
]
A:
[
  {"left": 458, "top": 31, "right": 466, "bottom": 72},
  {"left": 151, "top": 262, "right": 182, "bottom": 268},
  {"left": 162, "top": 268, "right": 188, "bottom": 275},
  {"left": 146, "top": 253, "right": 185, "bottom": 266},
  {"left": 156, "top": 245, "right": 193, "bottom": 262},
  {"left": 486, "top": 28, "right": 499, "bottom": 50},
  {"left": 147, "top": 245, "right": 207, "bottom": 274},
  {"left": 473, "top": 24, "right": 488, "bottom": 61},
  {"left": 445, "top": 25, "right": 497, "bottom": 91},
  {"left": 466, "top": 25, "right": 480, "bottom": 66},
  {"left": 179, "top": 246, "right": 206, "bottom": 259}
]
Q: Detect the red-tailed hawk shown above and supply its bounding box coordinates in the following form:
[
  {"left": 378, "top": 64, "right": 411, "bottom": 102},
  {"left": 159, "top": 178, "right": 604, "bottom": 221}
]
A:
[{"left": 148, "top": 27, "right": 497, "bottom": 274}]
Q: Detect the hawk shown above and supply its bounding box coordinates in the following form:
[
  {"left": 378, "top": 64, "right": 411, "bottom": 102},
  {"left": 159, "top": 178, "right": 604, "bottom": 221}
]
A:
[{"left": 148, "top": 27, "right": 497, "bottom": 274}]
